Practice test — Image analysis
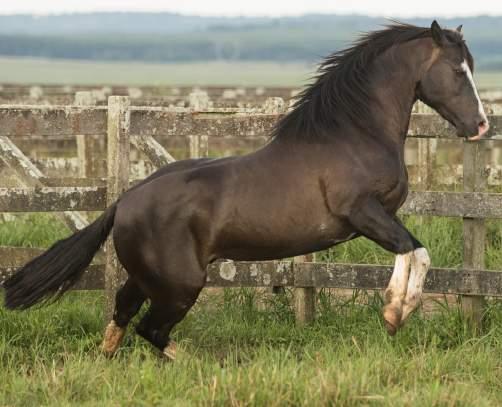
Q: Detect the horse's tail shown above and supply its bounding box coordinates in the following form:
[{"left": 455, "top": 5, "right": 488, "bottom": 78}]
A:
[{"left": 3, "top": 204, "right": 118, "bottom": 310}]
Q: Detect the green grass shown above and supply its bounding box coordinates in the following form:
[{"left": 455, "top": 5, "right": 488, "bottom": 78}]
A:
[
  {"left": 0, "top": 56, "right": 500, "bottom": 89},
  {"left": 0, "top": 290, "right": 501, "bottom": 406},
  {"left": 0, "top": 212, "right": 501, "bottom": 405},
  {"left": 0, "top": 57, "right": 313, "bottom": 87},
  {"left": 0, "top": 214, "right": 70, "bottom": 248}
]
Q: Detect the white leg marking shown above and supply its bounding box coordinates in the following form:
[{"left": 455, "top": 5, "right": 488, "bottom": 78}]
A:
[
  {"left": 386, "top": 253, "right": 412, "bottom": 303},
  {"left": 101, "top": 320, "right": 126, "bottom": 356},
  {"left": 402, "top": 248, "right": 431, "bottom": 321},
  {"left": 383, "top": 252, "right": 412, "bottom": 334},
  {"left": 163, "top": 340, "right": 177, "bottom": 361}
]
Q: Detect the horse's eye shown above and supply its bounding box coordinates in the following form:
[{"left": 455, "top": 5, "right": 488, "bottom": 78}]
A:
[{"left": 454, "top": 68, "right": 465, "bottom": 76}]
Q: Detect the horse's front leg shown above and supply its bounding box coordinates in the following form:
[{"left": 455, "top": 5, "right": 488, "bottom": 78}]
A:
[
  {"left": 383, "top": 247, "right": 431, "bottom": 332},
  {"left": 401, "top": 247, "right": 431, "bottom": 322},
  {"left": 348, "top": 197, "right": 430, "bottom": 335},
  {"left": 384, "top": 252, "right": 412, "bottom": 334},
  {"left": 393, "top": 219, "right": 432, "bottom": 324}
]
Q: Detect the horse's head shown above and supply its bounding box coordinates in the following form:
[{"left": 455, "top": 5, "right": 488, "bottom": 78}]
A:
[{"left": 416, "top": 21, "right": 489, "bottom": 140}]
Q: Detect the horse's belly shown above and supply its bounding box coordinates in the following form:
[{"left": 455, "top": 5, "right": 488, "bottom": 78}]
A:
[{"left": 213, "top": 220, "right": 356, "bottom": 261}]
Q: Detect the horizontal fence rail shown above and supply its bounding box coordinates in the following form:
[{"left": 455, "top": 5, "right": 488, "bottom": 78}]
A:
[
  {"left": 1, "top": 187, "right": 501, "bottom": 218},
  {"left": 0, "top": 84, "right": 299, "bottom": 99},
  {"left": 0, "top": 106, "right": 501, "bottom": 139},
  {"left": 0, "top": 257, "right": 501, "bottom": 297}
]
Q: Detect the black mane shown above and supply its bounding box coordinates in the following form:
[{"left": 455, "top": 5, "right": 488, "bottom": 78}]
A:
[{"left": 272, "top": 22, "right": 464, "bottom": 141}]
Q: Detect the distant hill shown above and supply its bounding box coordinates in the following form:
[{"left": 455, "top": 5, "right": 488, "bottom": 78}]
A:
[
  {"left": 0, "top": 13, "right": 269, "bottom": 35},
  {"left": 1, "top": 13, "right": 502, "bottom": 69}
]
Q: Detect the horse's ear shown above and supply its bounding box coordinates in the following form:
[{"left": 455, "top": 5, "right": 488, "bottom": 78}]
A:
[
  {"left": 456, "top": 24, "right": 463, "bottom": 33},
  {"left": 431, "top": 20, "right": 445, "bottom": 46}
]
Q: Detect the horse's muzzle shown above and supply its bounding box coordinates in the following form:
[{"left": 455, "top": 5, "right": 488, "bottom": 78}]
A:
[{"left": 467, "top": 120, "right": 490, "bottom": 141}]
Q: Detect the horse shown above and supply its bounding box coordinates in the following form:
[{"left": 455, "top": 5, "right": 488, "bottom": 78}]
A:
[{"left": 4, "top": 21, "right": 490, "bottom": 360}]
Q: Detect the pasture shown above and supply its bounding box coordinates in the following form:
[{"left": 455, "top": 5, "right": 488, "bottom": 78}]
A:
[
  {"left": 0, "top": 215, "right": 501, "bottom": 405},
  {"left": 0, "top": 57, "right": 312, "bottom": 87},
  {"left": 0, "top": 84, "right": 501, "bottom": 406},
  {"left": 1, "top": 56, "right": 502, "bottom": 89}
]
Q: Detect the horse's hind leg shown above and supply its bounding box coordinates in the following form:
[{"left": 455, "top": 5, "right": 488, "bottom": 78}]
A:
[
  {"left": 135, "top": 305, "right": 182, "bottom": 360},
  {"left": 134, "top": 249, "right": 206, "bottom": 360},
  {"left": 101, "top": 278, "right": 146, "bottom": 356},
  {"left": 135, "top": 286, "right": 203, "bottom": 360}
]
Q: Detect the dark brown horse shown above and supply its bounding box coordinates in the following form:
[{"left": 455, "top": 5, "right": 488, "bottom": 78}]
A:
[{"left": 4, "top": 21, "right": 489, "bottom": 359}]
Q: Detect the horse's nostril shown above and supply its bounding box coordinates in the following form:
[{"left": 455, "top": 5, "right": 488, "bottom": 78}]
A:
[
  {"left": 478, "top": 120, "right": 490, "bottom": 135},
  {"left": 468, "top": 121, "right": 490, "bottom": 140}
]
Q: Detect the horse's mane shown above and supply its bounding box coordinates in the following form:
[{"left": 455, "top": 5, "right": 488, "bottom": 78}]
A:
[{"left": 272, "top": 22, "right": 465, "bottom": 141}]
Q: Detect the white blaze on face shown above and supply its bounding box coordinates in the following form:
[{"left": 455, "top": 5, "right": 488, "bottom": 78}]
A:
[{"left": 460, "top": 60, "right": 487, "bottom": 122}]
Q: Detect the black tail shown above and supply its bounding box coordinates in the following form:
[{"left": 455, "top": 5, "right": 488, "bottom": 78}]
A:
[{"left": 3, "top": 204, "right": 117, "bottom": 310}]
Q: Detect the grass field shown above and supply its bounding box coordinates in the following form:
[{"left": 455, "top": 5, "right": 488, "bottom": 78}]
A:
[
  {"left": 0, "top": 290, "right": 501, "bottom": 406},
  {"left": 0, "top": 57, "right": 313, "bottom": 87},
  {"left": 1, "top": 56, "right": 501, "bottom": 88},
  {"left": 0, "top": 214, "right": 501, "bottom": 405}
]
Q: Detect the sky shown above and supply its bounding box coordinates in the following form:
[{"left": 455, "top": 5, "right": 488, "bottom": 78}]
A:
[{"left": 0, "top": 0, "right": 501, "bottom": 18}]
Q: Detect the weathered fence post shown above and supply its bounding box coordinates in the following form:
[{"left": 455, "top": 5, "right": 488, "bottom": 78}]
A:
[
  {"left": 104, "top": 96, "right": 130, "bottom": 322},
  {"left": 189, "top": 91, "right": 209, "bottom": 160},
  {"left": 189, "top": 135, "right": 209, "bottom": 159},
  {"left": 461, "top": 140, "right": 486, "bottom": 331},
  {"left": 417, "top": 138, "right": 434, "bottom": 191},
  {"left": 415, "top": 101, "right": 435, "bottom": 191},
  {"left": 265, "top": 98, "right": 288, "bottom": 301},
  {"left": 75, "top": 91, "right": 102, "bottom": 179},
  {"left": 189, "top": 90, "right": 210, "bottom": 111},
  {"left": 293, "top": 254, "right": 316, "bottom": 325}
]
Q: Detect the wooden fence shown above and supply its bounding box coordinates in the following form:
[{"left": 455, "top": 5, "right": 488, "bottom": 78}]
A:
[
  {"left": 1, "top": 83, "right": 500, "bottom": 100},
  {"left": 0, "top": 84, "right": 298, "bottom": 98},
  {"left": 0, "top": 95, "right": 501, "bottom": 327},
  {"left": 2, "top": 83, "right": 501, "bottom": 110},
  {"left": 0, "top": 84, "right": 300, "bottom": 109},
  {"left": 1, "top": 89, "right": 500, "bottom": 189}
]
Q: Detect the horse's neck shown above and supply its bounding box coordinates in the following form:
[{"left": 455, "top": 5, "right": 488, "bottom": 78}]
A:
[{"left": 370, "top": 39, "right": 432, "bottom": 147}]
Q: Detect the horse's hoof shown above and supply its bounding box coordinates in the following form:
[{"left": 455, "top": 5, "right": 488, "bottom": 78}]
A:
[
  {"left": 101, "top": 320, "right": 126, "bottom": 357},
  {"left": 162, "top": 340, "right": 177, "bottom": 361},
  {"left": 384, "top": 319, "right": 398, "bottom": 336},
  {"left": 383, "top": 305, "right": 401, "bottom": 336}
]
